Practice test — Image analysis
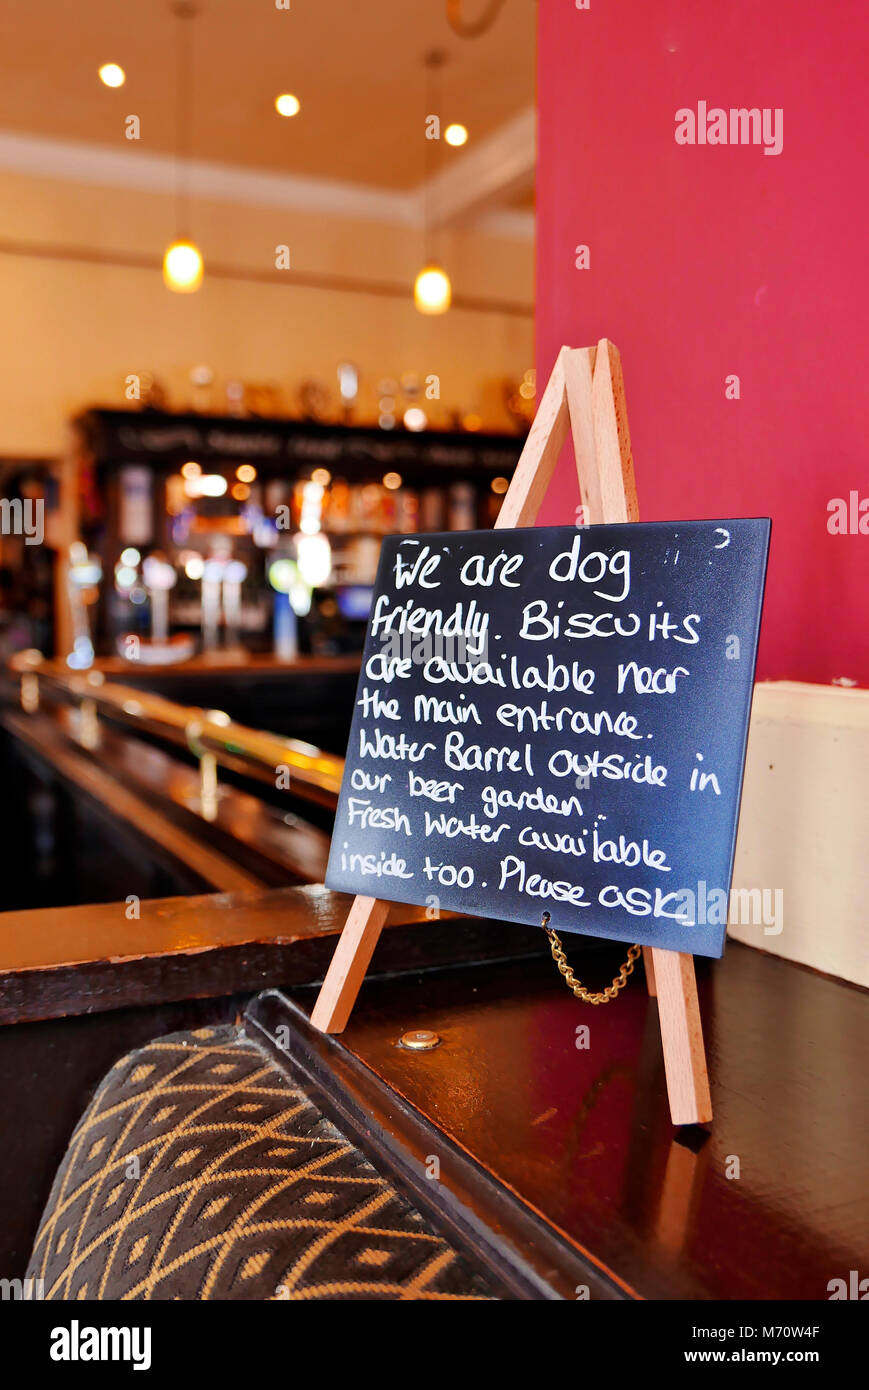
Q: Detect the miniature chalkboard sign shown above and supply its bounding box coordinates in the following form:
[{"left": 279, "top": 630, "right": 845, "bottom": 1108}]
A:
[
  {"left": 313, "top": 340, "right": 765, "bottom": 1127},
  {"left": 325, "top": 520, "right": 769, "bottom": 957}
]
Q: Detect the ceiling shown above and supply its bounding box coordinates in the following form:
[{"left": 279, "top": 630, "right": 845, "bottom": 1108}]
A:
[{"left": 0, "top": 0, "right": 536, "bottom": 191}]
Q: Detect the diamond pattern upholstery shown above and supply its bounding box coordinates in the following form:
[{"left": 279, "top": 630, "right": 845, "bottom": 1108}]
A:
[{"left": 27, "top": 1025, "right": 495, "bottom": 1301}]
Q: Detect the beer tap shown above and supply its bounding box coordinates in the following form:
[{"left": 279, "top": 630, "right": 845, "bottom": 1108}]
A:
[
  {"left": 142, "top": 552, "right": 177, "bottom": 645},
  {"left": 268, "top": 557, "right": 305, "bottom": 660},
  {"left": 201, "top": 557, "right": 225, "bottom": 652},
  {"left": 221, "top": 558, "right": 248, "bottom": 650},
  {"left": 65, "top": 542, "right": 102, "bottom": 670}
]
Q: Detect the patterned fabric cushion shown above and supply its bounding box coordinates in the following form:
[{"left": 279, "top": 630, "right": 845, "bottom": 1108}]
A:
[{"left": 27, "top": 1024, "right": 495, "bottom": 1301}]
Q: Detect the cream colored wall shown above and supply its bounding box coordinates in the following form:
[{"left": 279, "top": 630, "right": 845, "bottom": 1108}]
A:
[
  {"left": 0, "top": 168, "right": 533, "bottom": 457},
  {"left": 730, "top": 682, "right": 869, "bottom": 988}
]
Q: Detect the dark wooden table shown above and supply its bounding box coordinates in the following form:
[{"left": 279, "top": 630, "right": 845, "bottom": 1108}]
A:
[
  {"left": 250, "top": 939, "right": 868, "bottom": 1300},
  {"left": 1, "top": 898, "right": 864, "bottom": 1299}
]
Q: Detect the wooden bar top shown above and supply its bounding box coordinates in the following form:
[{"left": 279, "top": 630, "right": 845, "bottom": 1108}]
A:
[
  {"left": 0, "top": 884, "right": 352, "bottom": 972},
  {"left": 0, "top": 886, "right": 548, "bottom": 1024}
]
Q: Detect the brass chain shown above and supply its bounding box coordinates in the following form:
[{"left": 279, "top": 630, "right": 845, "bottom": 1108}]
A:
[{"left": 545, "top": 926, "right": 642, "bottom": 1006}]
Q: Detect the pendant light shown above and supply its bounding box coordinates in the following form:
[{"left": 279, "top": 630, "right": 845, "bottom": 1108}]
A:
[
  {"left": 163, "top": 1, "right": 203, "bottom": 292},
  {"left": 414, "top": 50, "right": 451, "bottom": 316},
  {"left": 414, "top": 264, "right": 451, "bottom": 315}
]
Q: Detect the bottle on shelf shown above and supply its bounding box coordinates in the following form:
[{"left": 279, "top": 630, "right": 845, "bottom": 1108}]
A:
[{"left": 447, "top": 482, "right": 476, "bottom": 531}]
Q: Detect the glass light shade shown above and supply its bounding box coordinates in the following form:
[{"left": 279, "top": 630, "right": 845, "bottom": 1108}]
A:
[
  {"left": 163, "top": 239, "right": 204, "bottom": 293},
  {"left": 98, "top": 63, "right": 126, "bottom": 88},
  {"left": 414, "top": 264, "right": 451, "bottom": 315},
  {"left": 275, "top": 93, "right": 301, "bottom": 117}
]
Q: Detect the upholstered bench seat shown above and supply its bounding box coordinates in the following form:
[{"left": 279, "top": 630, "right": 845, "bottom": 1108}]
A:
[{"left": 27, "top": 1024, "right": 495, "bottom": 1301}]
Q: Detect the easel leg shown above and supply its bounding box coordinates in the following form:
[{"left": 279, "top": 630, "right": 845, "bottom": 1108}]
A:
[
  {"left": 310, "top": 895, "right": 389, "bottom": 1032},
  {"left": 651, "top": 948, "right": 712, "bottom": 1126},
  {"left": 642, "top": 946, "right": 657, "bottom": 996}
]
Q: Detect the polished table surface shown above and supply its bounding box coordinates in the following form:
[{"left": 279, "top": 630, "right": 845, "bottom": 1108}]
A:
[
  {"left": 283, "top": 940, "right": 868, "bottom": 1300},
  {"left": 1, "top": 907, "right": 865, "bottom": 1298}
]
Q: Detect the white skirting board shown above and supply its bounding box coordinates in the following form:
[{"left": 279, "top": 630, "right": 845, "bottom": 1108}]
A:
[{"left": 729, "top": 681, "right": 869, "bottom": 988}]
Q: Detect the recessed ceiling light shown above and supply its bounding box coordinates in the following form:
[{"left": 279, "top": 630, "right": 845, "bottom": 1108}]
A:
[
  {"left": 275, "top": 93, "right": 301, "bottom": 117},
  {"left": 444, "top": 123, "right": 468, "bottom": 147},
  {"left": 98, "top": 63, "right": 126, "bottom": 88}
]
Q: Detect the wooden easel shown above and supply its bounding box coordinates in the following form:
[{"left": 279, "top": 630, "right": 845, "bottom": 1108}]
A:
[{"left": 311, "top": 341, "right": 712, "bottom": 1128}]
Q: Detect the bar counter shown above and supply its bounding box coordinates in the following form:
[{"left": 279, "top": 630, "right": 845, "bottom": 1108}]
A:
[{"left": 9, "top": 651, "right": 362, "bottom": 750}]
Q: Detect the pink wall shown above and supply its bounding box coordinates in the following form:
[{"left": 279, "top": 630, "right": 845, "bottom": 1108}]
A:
[{"left": 536, "top": 1, "right": 867, "bottom": 685}]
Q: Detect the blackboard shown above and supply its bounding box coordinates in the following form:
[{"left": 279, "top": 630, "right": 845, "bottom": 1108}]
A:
[{"left": 325, "top": 520, "right": 770, "bottom": 958}]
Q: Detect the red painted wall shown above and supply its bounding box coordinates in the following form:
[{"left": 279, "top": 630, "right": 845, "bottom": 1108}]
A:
[{"left": 536, "top": 1, "right": 867, "bottom": 685}]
